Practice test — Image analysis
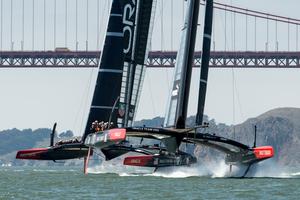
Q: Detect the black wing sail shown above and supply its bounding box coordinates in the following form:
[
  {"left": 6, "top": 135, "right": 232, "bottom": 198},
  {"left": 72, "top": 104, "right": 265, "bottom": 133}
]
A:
[
  {"left": 83, "top": 0, "right": 136, "bottom": 140},
  {"left": 83, "top": 0, "right": 156, "bottom": 139},
  {"left": 164, "top": 0, "right": 200, "bottom": 128}
]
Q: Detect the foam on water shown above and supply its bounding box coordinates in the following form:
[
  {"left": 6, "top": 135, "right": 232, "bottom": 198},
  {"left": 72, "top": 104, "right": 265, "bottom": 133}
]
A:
[
  {"left": 88, "top": 157, "right": 235, "bottom": 178},
  {"left": 87, "top": 156, "right": 154, "bottom": 175},
  {"left": 87, "top": 155, "right": 299, "bottom": 179}
]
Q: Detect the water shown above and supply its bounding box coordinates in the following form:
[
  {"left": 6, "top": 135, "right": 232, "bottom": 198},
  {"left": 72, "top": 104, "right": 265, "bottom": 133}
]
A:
[{"left": 1, "top": 165, "right": 300, "bottom": 200}]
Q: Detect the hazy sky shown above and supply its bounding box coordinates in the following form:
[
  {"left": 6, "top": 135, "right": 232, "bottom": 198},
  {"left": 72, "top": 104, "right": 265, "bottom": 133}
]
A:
[{"left": 0, "top": 0, "right": 300, "bottom": 135}]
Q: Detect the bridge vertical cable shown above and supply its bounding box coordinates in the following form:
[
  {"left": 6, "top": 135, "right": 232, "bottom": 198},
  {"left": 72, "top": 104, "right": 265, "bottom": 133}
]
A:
[
  {"left": 297, "top": 25, "right": 299, "bottom": 51},
  {"left": 234, "top": 11, "right": 236, "bottom": 51},
  {"left": 97, "top": 0, "right": 100, "bottom": 50},
  {"left": 44, "top": 0, "right": 46, "bottom": 51},
  {"left": 212, "top": 7, "right": 215, "bottom": 51},
  {"left": 54, "top": 0, "right": 56, "bottom": 49},
  {"left": 0, "top": 0, "right": 2, "bottom": 50},
  {"left": 86, "top": 0, "right": 89, "bottom": 51},
  {"left": 288, "top": 19, "right": 290, "bottom": 51},
  {"left": 32, "top": 0, "right": 35, "bottom": 50},
  {"left": 275, "top": 19, "right": 278, "bottom": 51},
  {"left": 10, "top": 0, "right": 13, "bottom": 50},
  {"left": 65, "top": 0, "right": 68, "bottom": 48},
  {"left": 266, "top": 15, "right": 269, "bottom": 51},
  {"left": 245, "top": 9, "right": 248, "bottom": 51},
  {"left": 171, "top": 0, "right": 173, "bottom": 51},
  {"left": 160, "top": 1, "right": 164, "bottom": 51},
  {"left": 224, "top": 5, "right": 227, "bottom": 51},
  {"left": 76, "top": 0, "right": 78, "bottom": 51},
  {"left": 254, "top": 16, "right": 256, "bottom": 51}
]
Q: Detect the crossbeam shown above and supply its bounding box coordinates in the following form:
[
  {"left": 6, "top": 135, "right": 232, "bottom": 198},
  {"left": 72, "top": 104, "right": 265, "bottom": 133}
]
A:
[{"left": 1, "top": 51, "right": 300, "bottom": 68}]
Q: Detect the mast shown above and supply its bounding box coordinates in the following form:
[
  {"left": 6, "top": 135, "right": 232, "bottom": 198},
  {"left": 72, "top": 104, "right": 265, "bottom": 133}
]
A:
[
  {"left": 164, "top": 0, "right": 200, "bottom": 128},
  {"left": 196, "top": 0, "right": 214, "bottom": 125}
]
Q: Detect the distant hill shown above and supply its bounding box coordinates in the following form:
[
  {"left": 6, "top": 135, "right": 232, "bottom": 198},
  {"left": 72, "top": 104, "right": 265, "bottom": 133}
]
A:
[{"left": 1, "top": 107, "right": 299, "bottom": 168}]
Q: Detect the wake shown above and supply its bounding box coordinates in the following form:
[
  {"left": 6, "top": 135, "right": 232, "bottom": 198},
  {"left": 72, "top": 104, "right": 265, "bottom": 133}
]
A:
[{"left": 87, "top": 157, "right": 300, "bottom": 179}]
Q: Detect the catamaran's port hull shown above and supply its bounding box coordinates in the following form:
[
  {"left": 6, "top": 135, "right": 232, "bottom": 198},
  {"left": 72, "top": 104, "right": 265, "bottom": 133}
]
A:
[{"left": 16, "top": 144, "right": 90, "bottom": 160}]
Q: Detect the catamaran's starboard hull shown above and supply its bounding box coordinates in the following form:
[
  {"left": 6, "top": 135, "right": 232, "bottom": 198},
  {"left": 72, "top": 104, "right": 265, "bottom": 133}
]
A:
[{"left": 225, "top": 146, "right": 274, "bottom": 165}]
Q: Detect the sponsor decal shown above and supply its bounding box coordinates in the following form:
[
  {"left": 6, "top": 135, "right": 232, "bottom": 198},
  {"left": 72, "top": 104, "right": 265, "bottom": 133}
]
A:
[
  {"left": 19, "top": 152, "right": 40, "bottom": 158},
  {"left": 123, "top": 0, "right": 136, "bottom": 57},
  {"left": 109, "top": 128, "right": 126, "bottom": 141},
  {"left": 130, "top": 159, "right": 141, "bottom": 164},
  {"left": 118, "top": 103, "right": 126, "bottom": 118},
  {"left": 257, "top": 150, "right": 272, "bottom": 156},
  {"left": 124, "top": 155, "right": 153, "bottom": 166},
  {"left": 16, "top": 148, "right": 48, "bottom": 159},
  {"left": 254, "top": 146, "right": 274, "bottom": 159}
]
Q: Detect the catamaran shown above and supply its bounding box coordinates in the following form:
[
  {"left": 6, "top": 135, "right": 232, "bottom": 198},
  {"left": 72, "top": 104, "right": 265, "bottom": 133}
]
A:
[{"left": 16, "top": 0, "right": 273, "bottom": 177}]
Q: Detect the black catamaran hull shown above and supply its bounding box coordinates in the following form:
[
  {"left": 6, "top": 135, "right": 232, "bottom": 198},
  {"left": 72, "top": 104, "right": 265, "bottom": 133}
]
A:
[{"left": 16, "top": 143, "right": 90, "bottom": 160}]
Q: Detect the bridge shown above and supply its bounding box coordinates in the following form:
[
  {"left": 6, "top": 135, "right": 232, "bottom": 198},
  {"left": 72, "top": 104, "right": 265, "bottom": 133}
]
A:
[
  {"left": 1, "top": 51, "right": 300, "bottom": 68},
  {"left": 0, "top": 1, "right": 300, "bottom": 68}
]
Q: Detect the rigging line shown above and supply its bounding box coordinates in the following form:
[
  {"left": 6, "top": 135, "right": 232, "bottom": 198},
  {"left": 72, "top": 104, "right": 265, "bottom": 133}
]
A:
[
  {"left": 146, "top": 73, "right": 157, "bottom": 118},
  {"left": 229, "top": 0, "right": 236, "bottom": 139},
  {"left": 231, "top": 68, "right": 235, "bottom": 139},
  {"left": 100, "top": 0, "right": 108, "bottom": 47},
  {"left": 78, "top": 0, "right": 111, "bottom": 133},
  {"left": 160, "top": 1, "right": 170, "bottom": 93},
  {"left": 78, "top": 68, "right": 97, "bottom": 136},
  {"left": 231, "top": 69, "right": 245, "bottom": 141}
]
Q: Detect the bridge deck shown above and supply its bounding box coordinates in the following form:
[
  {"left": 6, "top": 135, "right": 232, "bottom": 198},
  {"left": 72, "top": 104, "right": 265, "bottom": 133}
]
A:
[{"left": 1, "top": 51, "right": 300, "bottom": 68}]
